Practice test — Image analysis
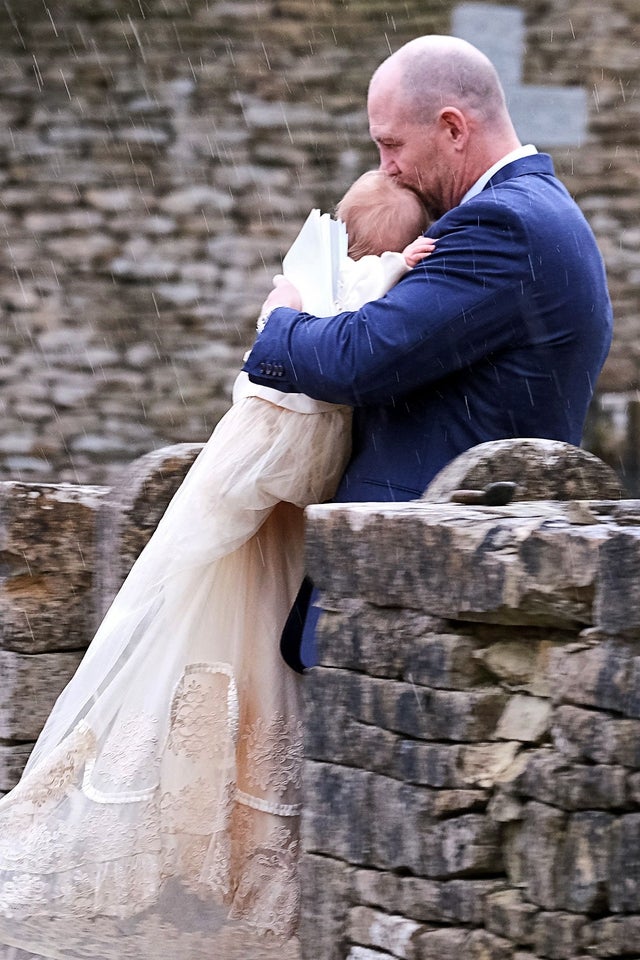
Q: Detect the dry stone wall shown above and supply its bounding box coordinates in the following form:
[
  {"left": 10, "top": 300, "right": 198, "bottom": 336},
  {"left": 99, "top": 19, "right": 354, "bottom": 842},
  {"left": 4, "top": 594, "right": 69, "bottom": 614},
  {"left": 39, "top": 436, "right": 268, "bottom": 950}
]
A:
[
  {"left": 0, "top": 444, "right": 198, "bottom": 795},
  {"left": 0, "top": 0, "right": 639, "bottom": 486},
  {"left": 0, "top": 480, "right": 108, "bottom": 793},
  {"left": 0, "top": 439, "right": 640, "bottom": 959},
  {"left": 301, "top": 496, "right": 640, "bottom": 960}
]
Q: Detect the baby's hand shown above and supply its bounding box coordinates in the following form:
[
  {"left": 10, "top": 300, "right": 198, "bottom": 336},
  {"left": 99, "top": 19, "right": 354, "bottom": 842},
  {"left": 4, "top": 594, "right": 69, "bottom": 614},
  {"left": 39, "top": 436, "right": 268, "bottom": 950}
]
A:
[{"left": 402, "top": 236, "right": 437, "bottom": 267}]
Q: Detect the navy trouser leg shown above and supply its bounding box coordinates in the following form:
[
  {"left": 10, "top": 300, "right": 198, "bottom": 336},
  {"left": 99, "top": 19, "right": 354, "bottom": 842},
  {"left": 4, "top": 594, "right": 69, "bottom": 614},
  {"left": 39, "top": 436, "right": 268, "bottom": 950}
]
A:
[{"left": 280, "top": 576, "right": 320, "bottom": 672}]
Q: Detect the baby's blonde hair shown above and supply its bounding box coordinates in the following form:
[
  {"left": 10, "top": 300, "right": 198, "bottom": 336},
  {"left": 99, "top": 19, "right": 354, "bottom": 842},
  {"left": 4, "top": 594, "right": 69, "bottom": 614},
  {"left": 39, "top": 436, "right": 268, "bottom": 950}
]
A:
[{"left": 335, "top": 170, "right": 429, "bottom": 260}]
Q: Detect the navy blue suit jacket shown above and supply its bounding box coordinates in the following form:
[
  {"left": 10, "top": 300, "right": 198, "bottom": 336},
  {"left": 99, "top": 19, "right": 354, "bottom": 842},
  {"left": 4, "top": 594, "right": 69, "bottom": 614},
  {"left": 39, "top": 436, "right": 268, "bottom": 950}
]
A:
[
  {"left": 245, "top": 154, "right": 612, "bottom": 505},
  {"left": 245, "top": 154, "right": 612, "bottom": 669}
]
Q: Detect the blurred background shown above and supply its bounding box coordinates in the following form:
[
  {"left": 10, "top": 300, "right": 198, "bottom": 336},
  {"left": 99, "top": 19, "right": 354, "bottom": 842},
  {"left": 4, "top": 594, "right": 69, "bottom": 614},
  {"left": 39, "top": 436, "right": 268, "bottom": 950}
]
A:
[{"left": 0, "top": 0, "right": 637, "bottom": 488}]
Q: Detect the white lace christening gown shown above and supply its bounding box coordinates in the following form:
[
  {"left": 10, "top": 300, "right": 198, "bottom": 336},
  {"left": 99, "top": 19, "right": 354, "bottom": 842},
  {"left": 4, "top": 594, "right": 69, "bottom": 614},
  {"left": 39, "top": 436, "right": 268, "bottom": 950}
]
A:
[{"left": 0, "top": 247, "right": 409, "bottom": 960}]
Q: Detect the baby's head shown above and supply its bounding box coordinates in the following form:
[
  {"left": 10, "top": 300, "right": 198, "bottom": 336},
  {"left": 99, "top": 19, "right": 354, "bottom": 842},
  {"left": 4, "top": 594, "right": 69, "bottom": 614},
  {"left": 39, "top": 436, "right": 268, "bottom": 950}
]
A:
[{"left": 336, "top": 170, "right": 429, "bottom": 260}]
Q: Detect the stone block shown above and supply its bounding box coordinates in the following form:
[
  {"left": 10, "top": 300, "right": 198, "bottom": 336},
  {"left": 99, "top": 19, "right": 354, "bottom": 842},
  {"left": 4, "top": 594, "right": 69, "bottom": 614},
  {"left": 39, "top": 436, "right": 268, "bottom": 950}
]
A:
[
  {"left": 346, "top": 949, "right": 395, "bottom": 960},
  {"left": 361, "top": 677, "right": 507, "bottom": 744},
  {"left": 532, "top": 911, "right": 587, "bottom": 960},
  {"left": 484, "top": 889, "right": 539, "bottom": 945},
  {"left": 306, "top": 500, "right": 605, "bottom": 629},
  {"left": 439, "top": 879, "right": 508, "bottom": 925},
  {"left": 502, "top": 821, "right": 527, "bottom": 886},
  {"left": 594, "top": 529, "right": 640, "bottom": 635},
  {"left": 0, "top": 648, "right": 83, "bottom": 740},
  {"left": 459, "top": 741, "right": 522, "bottom": 789},
  {"left": 414, "top": 927, "right": 514, "bottom": 960},
  {"left": 305, "top": 670, "right": 484, "bottom": 788},
  {"left": 409, "top": 631, "right": 491, "bottom": 690},
  {"left": 472, "top": 632, "right": 570, "bottom": 697},
  {"left": 342, "top": 780, "right": 490, "bottom": 877},
  {"left": 513, "top": 749, "right": 628, "bottom": 810},
  {"left": 366, "top": 734, "right": 469, "bottom": 791},
  {"left": 422, "top": 439, "right": 623, "bottom": 503},
  {"left": 316, "top": 601, "right": 447, "bottom": 680},
  {"left": 308, "top": 667, "right": 506, "bottom": 744},
  {"left": 432, "top": 789, "right": 487, "bottom": 817},
  {"left": 624, "top": 656, "right": 640, "bottom": 719},
  {"left": 303, "top": 665, "right": 368, "bottom": 767},
  {"left": 559, "top": 812, "right": 613, "bottom": 914},
  {"left": 305, "top": 668, "right": 410, "bottom": 777},
  {"left": 353, "top": 870, "right": 442, "bottom": 925},
  {"left": 421, "top": 814, "right": 503, "bottom": 879},
  {"left": 347, "top": 906, "right": 422, "bottom": 959},
  {"left": 552, "top": 704, "right": 640, "bottom": 765},
  {"left": 0, "top": 482, "right": 108, "bottom": 653},
  {"left": 353, "top": 870, "right": 504, "bottom": 927},
  {"left": 0, "top": 742, "right": 33, "bottom": 791},
  {"left": 412, "top": 927, "right": 469, "bottom": 960},
  {"left": 549, "top": 640, "right": 640, "bottom": 717},
  {"left": 314, "top": 598, "right": 398, "bottom": 676},
  {"left": 584, "top": 915, "right": 640, "bottom": 957},
  {"left": 315, "top": 615, "right": 491, "bottom": 689},
  {"left": 609, "top": 813, "right": 640, "bottom": 912},
  {"left": 518, "top": 802, "right": 568, "bottom": 909},
  {"left": 308, "top": 667, "right": 371, "bottom": 726},
  {"left": 368, "top": 775, "right": 435, "bottom": 873},
  {"left": 299, "top": 852, "right": 354, "bottom": 960},
  {"left": 464, "top": 929, "right": 515, "bottom": 960},
  {"left": 301, "top": 760, "right": 373, "bottom": 865},
  {"left": 495, "top": 694, "right": 552, "bottom": 743},
  {"left": 628, "top": 771, "right": 640, "bottom": 804},
  {"left": 395, "top": 741, "right": 466, "bottom": 789},
  {"left": 487, "top": 792, "right": 524, "bottom": 825}
]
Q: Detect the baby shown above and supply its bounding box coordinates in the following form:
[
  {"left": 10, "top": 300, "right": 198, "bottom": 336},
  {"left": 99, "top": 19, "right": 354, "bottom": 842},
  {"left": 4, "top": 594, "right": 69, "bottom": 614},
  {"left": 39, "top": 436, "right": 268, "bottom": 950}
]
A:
[{"left": 339, "top": 169, "right": 430, "bottom": 260}]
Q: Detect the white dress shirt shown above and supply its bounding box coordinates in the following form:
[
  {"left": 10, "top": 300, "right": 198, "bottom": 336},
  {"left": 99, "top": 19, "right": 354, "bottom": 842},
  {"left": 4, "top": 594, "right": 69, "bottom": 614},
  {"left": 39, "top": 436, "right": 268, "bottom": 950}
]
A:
[{"left": 460, "top": 143, "right": 538, "bottom": 205}]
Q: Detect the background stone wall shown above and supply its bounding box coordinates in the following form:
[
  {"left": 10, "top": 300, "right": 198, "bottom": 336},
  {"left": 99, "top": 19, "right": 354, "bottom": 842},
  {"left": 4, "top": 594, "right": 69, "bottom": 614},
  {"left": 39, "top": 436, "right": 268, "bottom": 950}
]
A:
[{"left": 0, "top": 0, "right": 639, "bottom": 487}]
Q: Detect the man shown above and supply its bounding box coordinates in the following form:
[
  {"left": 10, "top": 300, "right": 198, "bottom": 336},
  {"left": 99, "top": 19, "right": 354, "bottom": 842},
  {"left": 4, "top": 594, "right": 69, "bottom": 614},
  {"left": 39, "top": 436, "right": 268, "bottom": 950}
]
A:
[{"left": 244, "top": 35, "right": 613, "bottom": 668}]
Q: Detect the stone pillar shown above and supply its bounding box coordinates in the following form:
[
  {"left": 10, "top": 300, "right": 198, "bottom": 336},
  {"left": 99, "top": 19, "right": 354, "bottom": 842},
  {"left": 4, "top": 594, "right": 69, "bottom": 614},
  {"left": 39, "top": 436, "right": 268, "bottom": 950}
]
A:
[
  {"left": 0, "top": 481, "right": 107, "bottom": 793},
  {"left": 0, "top": 444, "right": 202, "bottom": 792},
  {"left": 94, "top": 442, "right": 203, "bottom": 619}
]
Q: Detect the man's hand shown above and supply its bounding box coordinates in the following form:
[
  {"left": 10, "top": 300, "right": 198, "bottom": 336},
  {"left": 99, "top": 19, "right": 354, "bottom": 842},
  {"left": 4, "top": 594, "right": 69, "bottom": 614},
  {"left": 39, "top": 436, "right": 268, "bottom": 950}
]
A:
[
  {"left": 259, "top": 274, "right": 303, "bottom": 318},
  {"left": 402, "top": 236, "right": 437, "bottom": 268}
]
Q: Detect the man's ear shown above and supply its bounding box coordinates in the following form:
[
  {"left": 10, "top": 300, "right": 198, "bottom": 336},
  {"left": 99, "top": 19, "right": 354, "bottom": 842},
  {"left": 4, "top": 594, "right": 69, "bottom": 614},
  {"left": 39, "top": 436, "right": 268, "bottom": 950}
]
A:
[{"left": 437, "top": 107, "right": 469, "bottom": 149}]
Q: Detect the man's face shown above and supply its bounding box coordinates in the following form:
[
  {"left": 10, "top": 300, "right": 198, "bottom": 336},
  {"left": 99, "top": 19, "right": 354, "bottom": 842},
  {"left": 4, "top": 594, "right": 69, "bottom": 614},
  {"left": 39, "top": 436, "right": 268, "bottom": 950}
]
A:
[{"left": 368, "top": 70, "right": 454, "bottom": 222}]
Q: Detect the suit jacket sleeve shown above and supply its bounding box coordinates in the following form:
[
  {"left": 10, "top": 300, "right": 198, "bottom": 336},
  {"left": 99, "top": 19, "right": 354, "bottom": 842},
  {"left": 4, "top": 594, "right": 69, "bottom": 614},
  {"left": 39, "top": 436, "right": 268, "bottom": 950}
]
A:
[{"left": 243, "top": 192, "right": 603, "bottom": 407}]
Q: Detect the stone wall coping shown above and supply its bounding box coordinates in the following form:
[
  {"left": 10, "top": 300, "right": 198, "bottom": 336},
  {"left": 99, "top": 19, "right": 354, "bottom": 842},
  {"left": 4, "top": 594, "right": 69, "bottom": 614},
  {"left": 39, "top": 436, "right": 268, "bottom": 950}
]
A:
[
  {"left": 305, "top": 498, "right": 640, "bottom": 633},
  {"left": 305, "top": 496, "right": 638, "bottom": 542}
]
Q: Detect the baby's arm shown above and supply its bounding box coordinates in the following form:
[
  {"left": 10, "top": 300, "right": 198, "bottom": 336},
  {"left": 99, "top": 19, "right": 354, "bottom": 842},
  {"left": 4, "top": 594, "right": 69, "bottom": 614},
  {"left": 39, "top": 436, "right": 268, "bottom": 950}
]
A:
[
  {"left": 402, "top": 235, "right": 437, "bottom": 268},
  {"left": 336, "top": 238, "right": 436, "bottom": 311}
]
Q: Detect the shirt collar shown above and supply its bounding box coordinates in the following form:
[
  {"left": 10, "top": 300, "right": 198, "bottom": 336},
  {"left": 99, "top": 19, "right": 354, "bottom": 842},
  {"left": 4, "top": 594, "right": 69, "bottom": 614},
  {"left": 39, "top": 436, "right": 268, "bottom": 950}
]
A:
[{"left": 460, "top": 144, "right": 538, "bottom": 205}]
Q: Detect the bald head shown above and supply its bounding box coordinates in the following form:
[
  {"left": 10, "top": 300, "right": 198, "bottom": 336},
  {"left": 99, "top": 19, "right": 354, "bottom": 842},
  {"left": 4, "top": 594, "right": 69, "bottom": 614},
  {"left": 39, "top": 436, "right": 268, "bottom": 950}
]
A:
[
  {"left": 367, "top": 35, "right": 521, "bottom": 217},
  {"left": 397, "top": 36, "right": 508, "bottom": 125},
  {"left": 372, "top": 35, "right": 511, "bottom": 130}
]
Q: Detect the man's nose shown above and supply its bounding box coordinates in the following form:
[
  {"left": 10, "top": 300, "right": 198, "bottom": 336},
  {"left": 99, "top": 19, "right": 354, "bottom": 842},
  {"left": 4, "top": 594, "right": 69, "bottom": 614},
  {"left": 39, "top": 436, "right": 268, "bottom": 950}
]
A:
[{"left": 378, "top": 151, "right": 398, "bottom": 175}]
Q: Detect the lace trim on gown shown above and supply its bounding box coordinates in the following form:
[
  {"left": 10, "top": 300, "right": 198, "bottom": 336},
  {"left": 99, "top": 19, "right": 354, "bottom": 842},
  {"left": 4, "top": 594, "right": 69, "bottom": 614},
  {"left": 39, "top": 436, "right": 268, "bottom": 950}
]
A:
[{"left": 0, "top": 659, "right": 304, "bottom": 950}]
